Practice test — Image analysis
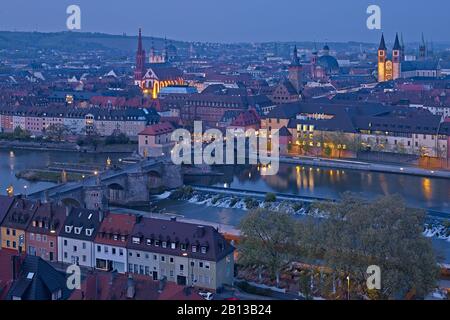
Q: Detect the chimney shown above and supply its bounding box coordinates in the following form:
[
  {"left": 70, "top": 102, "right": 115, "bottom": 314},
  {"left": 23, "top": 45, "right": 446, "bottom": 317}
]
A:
[
  {"left": 65, "top": 206, "right": 71, "bottom": 217},
  {"left": 43, "top": 190, "right": 49, "bottom": 203},
  {"left": 99, "top": 210, "right": 104, "bottom": 223},
  {"left": 196, "top": 226, "right": 205, "bottom": 238},
  {"left": 126, "top": 275, "right": 136, "bottom": 299},
  {"left": 11, "top": 255, "right": 21, "bottom": 281},
  {"left": 158, "top": 276, "right": 167, "bottom": 293},
  {"left": 109, "top": 270, "right": 117, "bottom": 286}
]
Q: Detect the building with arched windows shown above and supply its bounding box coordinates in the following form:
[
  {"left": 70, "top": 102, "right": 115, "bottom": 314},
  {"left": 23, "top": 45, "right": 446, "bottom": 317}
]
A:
[{"left": 134, "top": 29, "right": 185, "bottom": 99}]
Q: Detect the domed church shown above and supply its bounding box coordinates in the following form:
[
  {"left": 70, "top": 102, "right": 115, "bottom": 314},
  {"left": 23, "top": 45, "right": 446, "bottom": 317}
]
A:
[{"left": 310, "top": 44, "right": 340, "bottom": 80}]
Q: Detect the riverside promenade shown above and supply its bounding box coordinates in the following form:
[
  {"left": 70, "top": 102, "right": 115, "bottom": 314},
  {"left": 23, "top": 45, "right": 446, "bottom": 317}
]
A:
[{"left": 267, "top": 155, "right": 450, "bottom": 179}]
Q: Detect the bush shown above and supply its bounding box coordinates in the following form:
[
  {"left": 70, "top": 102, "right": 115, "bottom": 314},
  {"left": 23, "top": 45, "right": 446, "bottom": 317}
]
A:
[
  {"left": 292, "top": 202, "right": 304, "bottom": 212},
  {"left": 235, "top": 281, "right": 272, "bottom": 297},
  {"left": 169, "top": 185, "right": 194, "bottom": 200},
  {"left": 105, "top": 133, "right": 130, "bottom": 145},
  {"left": 244, "top": 197, "right": 259, "bottom": 210},
  {"left": 265, "top": 193, "right": 277, "bottom": 203}
]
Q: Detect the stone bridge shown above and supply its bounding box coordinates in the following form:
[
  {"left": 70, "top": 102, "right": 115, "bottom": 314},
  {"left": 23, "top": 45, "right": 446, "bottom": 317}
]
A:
[{"left": 28, "top": 158, "right": 183, "bottom": 210}]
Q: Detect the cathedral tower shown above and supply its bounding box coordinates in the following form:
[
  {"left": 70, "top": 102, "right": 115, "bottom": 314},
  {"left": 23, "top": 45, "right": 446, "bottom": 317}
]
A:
[
  {"left": 378, "top": 33, "right": 387, "bottom": 82},
  {"left": 288, "top": 46, "right": 303, "bottom": 93},
  {"left": 419, "top": 33, "right": 426, "bottom": 60},
  {"left": 392, "top": 33, "right": 401, "bottom": 80},
  {"left": 134, "top": 28, "right": 146, "bottom": 86},
  {"left": 310, "top": 43, "right": 318, "bottom": 79}
]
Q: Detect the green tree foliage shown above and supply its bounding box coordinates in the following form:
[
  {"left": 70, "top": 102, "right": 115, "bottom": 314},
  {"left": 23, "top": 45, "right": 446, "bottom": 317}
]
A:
[
  {"left": 105, "top": 132, "right": 130, "bottom": 145},
  {"left": 265, "top": 193, "right": 277, "bottom": 203},
  {"left": 238, "top": 209, "right": 297, "bottom": 286},
  {"left": 238, "top": 194, "right": 439, "bottom": 299},
  {"left": 45, "top": 124, "right": 69, "bottom": 142},
  {"left": 310, "top": 193, "right": 439, "bottom": 299},
  {"left": 12, "top": 126, "right": 31, "bottom": 140}
]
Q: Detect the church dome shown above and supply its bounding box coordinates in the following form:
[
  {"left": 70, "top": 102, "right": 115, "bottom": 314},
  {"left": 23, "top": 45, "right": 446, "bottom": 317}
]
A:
[
  {"left": 167, "top": 44, "right": 177, "bottom": 54},
  {"left": 317, "top": 55, "right": 339, "bottom": 74}
]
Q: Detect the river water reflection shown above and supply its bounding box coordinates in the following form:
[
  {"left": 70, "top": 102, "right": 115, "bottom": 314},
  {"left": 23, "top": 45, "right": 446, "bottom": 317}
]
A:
[
  {"left": 187, "top": 163, "right": 450, "bottom": 214},
  {"left": 1, "top": 149, "right": 449, "bottom": 214},
  {"left": 0, "top": 149, "right": 128, "bottom": 195}
]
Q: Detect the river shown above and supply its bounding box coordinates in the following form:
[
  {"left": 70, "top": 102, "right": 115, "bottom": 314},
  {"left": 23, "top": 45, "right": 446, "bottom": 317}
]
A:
[
  {"left": 1, "top": 149, "right": 449, "bottom": 262},
  {"left": 2, "top": 149, "right": 449, "bottom": 214},
  {"left": 0, "top": 149, "right": 129, "bottom": 196},
  {"left": 186, "top": 164, "right": 450, "bottom": 214}
]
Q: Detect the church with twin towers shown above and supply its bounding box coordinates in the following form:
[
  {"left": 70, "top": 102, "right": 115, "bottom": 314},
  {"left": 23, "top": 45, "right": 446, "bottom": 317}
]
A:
[
  {"left": 377, "top": 32, "right": 432, "bottom": 82},
  {"left": 377, "top": 33, "right": 404, "bottom": 82}
]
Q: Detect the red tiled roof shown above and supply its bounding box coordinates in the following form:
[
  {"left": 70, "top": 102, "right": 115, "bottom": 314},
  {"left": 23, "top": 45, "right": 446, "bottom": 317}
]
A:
[
  {"left": 0, "top": 250, "right": 18, "bottom": 300},
  {"left": 70, "top": 272, "right": 202, "bottom": 300},
  {"left": 230, "top": 109, "right": 260, "bottom": 127},
  {"left": 139, "top": 122, "right": 175, "bottom": 136},
  {"left": 95, "top": 213, "right": 136, "bottom": 246}
]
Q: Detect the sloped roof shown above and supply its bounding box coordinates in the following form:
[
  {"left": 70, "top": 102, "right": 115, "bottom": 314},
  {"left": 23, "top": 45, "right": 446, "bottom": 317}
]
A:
[
  {"left": 6, "top": 255, "right": 71, "bottom": 300},
  {"left": 139, "top": 122, "right": 175, "bottom": 136},
  {"left": 0, "top": 196, "right": 15, "bottom": 226},
  {"left": 127, "top": 217, "right": 234, "bottom": 262},
  {"left": 96, "top": 213, "right": 137, "bottom": 246},
  {"left": 70, "top": 272, "right": 202, "bottom": 300}
]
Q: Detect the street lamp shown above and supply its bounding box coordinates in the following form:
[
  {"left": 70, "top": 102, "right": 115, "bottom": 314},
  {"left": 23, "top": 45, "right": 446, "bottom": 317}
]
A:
[
  {"left": 6, "top": 185, "right": 14, "bottom": 197},
  {"left": 346, "top": 276, "right": 350, "bottom": 300}
]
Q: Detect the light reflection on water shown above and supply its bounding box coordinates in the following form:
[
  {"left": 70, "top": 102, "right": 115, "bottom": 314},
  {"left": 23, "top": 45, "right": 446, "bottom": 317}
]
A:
[
  {"left": 1, "top": 149, "right": 449, "bottom": 214},
  {"left": 186, "top": 163, "right": 450, "bottom": 213},
  {"left": 0, "top": 149, "right": 129, "bottom": 195}
]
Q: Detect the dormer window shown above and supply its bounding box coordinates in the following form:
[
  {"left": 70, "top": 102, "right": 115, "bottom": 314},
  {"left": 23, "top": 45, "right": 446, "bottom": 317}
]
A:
[
  {"left": 85, "top": 228, "right": 93, "bottom": 237},
  {"left": 162, "top": 241, "right": 167, "bottom": 248},
  {"left": 32, "top": 220, "right": 37, "bottom": 227},
  {"left": 201, "top": 246, "right": 207, "bottom": 254},
  {"left": 65, "top": 225, "right": 73, "bottom": 233},
  {"left": 154, "top": 240, "right": 160, "bottom": 247},
  {"left": 192, "top": 245, "right": 197, "bottom": 253},
  {"left": 171, "top": 242, "right": 176, "bottom": 249},
  {"left": 180, "top": 243, "right": 187, "bottom": 251},
  {"left": 146, "top": 239, "right": 152, "bottom": 246},
  {"left": 113, "top": 234, "right": 118, "bottom": 241},
  {"left": 74, "top": 227, "right": 83, "bottom": 235},
  {"left": 132, "top": 237, "right": 141, "bottom": 244},
  {"left": 121, "top": 235, "right": 126, "bottom": 242}
]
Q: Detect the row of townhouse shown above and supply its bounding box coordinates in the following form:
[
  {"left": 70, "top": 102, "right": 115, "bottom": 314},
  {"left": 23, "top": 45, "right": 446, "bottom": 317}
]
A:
[
  {"left": 261, "top": 101, "right": 450, "bottom": 159},
  {"left": 0, "top": 195, "right": 235, "bottom": 291},
  {"left": 0, "top": 105, "right": 160, "bottom": 138}
]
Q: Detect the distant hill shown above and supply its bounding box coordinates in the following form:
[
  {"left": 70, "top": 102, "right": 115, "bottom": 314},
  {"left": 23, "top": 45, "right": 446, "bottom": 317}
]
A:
[{"left": 0, "top": 31, "right": 186, "bottom": 53}]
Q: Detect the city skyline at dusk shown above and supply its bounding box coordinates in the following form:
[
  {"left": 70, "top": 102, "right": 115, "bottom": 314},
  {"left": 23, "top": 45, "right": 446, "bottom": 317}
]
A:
[{"left": 0, "top": 0, "right": 449, "bottom": 43}]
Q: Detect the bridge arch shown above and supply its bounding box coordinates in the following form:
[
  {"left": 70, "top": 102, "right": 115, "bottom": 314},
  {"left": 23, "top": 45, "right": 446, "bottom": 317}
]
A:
[
  {"left": 147, "top": 170, "right": 163, "bottom": 191},
  {"left": 107, "top": 183, "right": 126, "bottom": 203},
  {"left": 61, "top": 197, "right": 82, "bottom": 208}
]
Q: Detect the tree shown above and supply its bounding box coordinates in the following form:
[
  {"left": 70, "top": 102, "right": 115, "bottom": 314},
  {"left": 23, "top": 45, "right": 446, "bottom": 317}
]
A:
[
  {"left": 238, "top": 209, "right": 297, "bottom": 286},
  {"left": 45, "top": 124, "right": 69, "bottom": 142},
  {"left": 265, "top": 193, "right": 277, "bottom": 203},
  {"left": 13, "top": 126, "right": 31, "bottom": 140},
  {"left": 105, "top": 132, "right": 130, "bottom": 145},
  {"left": 310, "top": 193, "right": 439, "bottom": 299}
]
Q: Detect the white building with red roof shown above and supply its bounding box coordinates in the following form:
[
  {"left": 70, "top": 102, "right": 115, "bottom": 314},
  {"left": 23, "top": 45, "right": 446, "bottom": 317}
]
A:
[{"left": 138, "top": 122, "right": 175, "bottom": 158}]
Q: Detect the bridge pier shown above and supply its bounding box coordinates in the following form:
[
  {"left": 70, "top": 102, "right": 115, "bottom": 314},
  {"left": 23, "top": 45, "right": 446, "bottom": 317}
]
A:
[{"left": 29, "top": 159, "right": 184, "bottom": 209}]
